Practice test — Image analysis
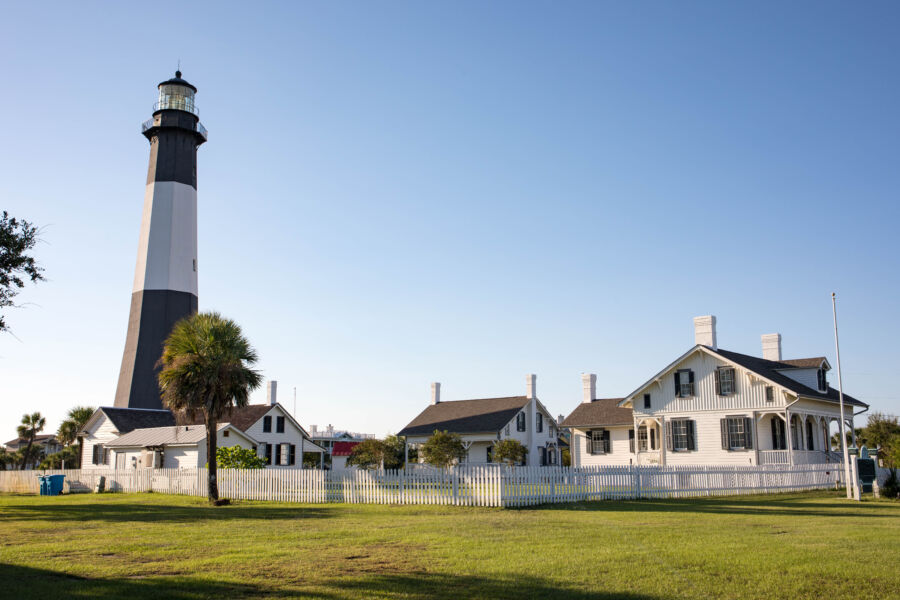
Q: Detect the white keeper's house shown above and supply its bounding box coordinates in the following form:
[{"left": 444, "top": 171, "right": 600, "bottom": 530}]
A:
[
  {"left": 78, "top": 381, "right": 325, "bottom": 469},
  {"left": 398, "top": 375, "right": 560, "bottom": 466},
  {"left": 563, "top": 316, "right": 868, "bottom": 468}
]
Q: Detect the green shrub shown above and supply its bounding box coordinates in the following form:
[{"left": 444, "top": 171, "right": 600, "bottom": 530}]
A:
[
  {"left": 882, "top": 469, "right": 899, "bottom": 499},
  {"left": 216, "top": 445, "right": 266, "bottom": 469}
]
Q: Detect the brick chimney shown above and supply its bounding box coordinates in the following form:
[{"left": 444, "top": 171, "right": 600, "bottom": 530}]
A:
[
  {"left": 693, "top": 315, "right": 717, "bottom": 350},
  {"left": 582, "top": 373, "right": 596, "bottom": 403},
  {"left": 431, "top": 382, "right": 441, "bottom": 405},
  {"left": 762, "top": 333, "right": 782, "bottom": 361}
]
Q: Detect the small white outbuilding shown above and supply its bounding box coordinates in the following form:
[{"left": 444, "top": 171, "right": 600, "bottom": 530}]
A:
[{"left": 104, "top": 423, "right": 257, "bottom": 469}]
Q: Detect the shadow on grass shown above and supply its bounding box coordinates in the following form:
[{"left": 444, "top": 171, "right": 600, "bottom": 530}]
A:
[
  {"left": 0, "top": 563, "right": 265, "bottom": 599},
  {"left": 0, "top": 564, "right": 663, "bottom": 600},
  {"left": 529, "top": 493, "right": 897, "bottom": 518},
  {"left": 3, "top": 498, "right": 332, "bottom": 523},
  {"left": 313, "top": 572, "right": 661, "bottom": 600}
]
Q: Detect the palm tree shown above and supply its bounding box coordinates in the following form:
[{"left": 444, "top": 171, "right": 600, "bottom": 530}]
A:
[
  {"left": 57, "top": 406, "right": 95, "bottom": 468},
  {"left": 158, "top": 312, "right": 261, "bottom": 504},
  {"left": 17, "top": 412, "right": 45, "bottom": 470}
]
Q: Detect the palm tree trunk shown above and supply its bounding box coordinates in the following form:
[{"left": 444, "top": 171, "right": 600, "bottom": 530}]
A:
[
  {"left": 206, "top": 412, "right": 219, "bottom": 503},
  {"left": 19, "top": 437, "right": 34, "bottom": 470}
]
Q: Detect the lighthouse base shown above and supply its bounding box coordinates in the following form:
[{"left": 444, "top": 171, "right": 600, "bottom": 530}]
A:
[{"left": 114, "top": 289, "right": 198, "bottom": 409}]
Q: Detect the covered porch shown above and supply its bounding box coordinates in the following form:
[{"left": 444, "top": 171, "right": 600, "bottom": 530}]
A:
[{"left": 755, "top": 409, "right": 849, "bottom": 466}]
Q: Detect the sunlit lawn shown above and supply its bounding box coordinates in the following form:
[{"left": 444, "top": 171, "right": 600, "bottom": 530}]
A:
[{"left": 1, "top": 491, "right": 898, "bottom": 599}]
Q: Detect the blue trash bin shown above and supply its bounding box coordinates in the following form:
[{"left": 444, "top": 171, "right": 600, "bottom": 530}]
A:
[
  {"left": 38, "top": 475, "right": 49, "bottom": 496},
  {"left": 47, "top": 474, "right": 66, "bottom": 496}
]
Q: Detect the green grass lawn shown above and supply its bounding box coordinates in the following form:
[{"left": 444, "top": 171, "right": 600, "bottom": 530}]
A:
[{"left": 1, "top": 491, "right": 898, "bottom": 599}]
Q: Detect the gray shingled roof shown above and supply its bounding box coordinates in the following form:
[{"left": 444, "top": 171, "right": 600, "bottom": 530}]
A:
[
  {"left": 106, "top": 423, "right": 234, "bottom": 448},
  {"left": 97, "top": 407, "right": 176, "bottom": 434},
  {"left": 181, "top": 404, "right": 273, "bottom": 432},
  {"left": 712, "top": 348, "right": 866, "bottom": 407},
  {"left": 777, "top": 357, "right": 828, "bottom": 369},
  {"left": 398, "top": 396, "right": 529, "bottom": 437},
  {"left": 561, "top": 399, "right": 633, "bottom": 428}
]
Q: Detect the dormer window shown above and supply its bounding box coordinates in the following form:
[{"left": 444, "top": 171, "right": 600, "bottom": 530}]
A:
[{"left": 817, "top": 368, "right": 827, "bottom": 392}]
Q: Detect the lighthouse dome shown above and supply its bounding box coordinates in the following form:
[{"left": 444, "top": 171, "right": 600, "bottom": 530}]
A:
[{"left": 155, "top": 70, "right": 198, "bottom": 115}]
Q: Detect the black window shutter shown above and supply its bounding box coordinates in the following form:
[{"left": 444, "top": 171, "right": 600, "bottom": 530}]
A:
[
  {"left": 744, "top": 417, "right": 754, "bottom": 449},
  {"left": 714, "top": 369, "right": 721, "bottom": 395},
  {"left": 688, "top": 370, "right": 695, "bottom": 395},
  {"left": 687, "top": 420, "right": 696, "bottom": 451},
  {"left": 586, "top": 431, "right": 592, "bottom": 454},
  {"left": 629, "top": 429, "right": 635, "bottom": 453},
  {"left": 771, "top": 418, "right": 778, "bottom": 450},
  {"left": 665, "top": 421, "right": 673, "bottom": 451},
  {"left": 650, "top": 428, "right": 657, "bottom": 450},
  {"left": 603, "top": 430, "right": 611, "bottom": 454},
  {"left": 277, "top": 416, "right": 285, "bottom": 434},
  {"left": 674, "top": 371, "right": 681, "bottom": 395},
  {"left": 266, "top": 443, "right": 272, "bottom": 465},
  {"left": 263, "top": 416, "right": 271, "bottom": 433},
  {"left": 289, "top": 444, "right": 296, "bottom": 465},
  {"left": 721, "top": 419, "right": 729, "bottom": 450},
  {"left": 276, "top": 444, "right": 282, "bottom": 465}
]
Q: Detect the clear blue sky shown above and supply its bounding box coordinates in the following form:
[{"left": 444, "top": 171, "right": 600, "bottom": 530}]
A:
[{"left": 2, "top": 2, "right": 898, "bottom": 437}]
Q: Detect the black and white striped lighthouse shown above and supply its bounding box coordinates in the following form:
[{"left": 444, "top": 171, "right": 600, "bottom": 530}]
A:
[{"left": 114, "top": 71, "right": 207, "bottom": 409}]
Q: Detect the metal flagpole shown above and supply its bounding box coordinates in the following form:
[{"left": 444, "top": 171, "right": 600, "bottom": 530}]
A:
[{"left": 832, "top": 293, "right": 853, "bottom": 500}]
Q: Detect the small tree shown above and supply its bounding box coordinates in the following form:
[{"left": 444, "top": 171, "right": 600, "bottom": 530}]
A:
[
  {"left": 57, "top": 406, "right": 95, "bottom": 469},
  {"left": 39, "top": 446, "right": 80, "bottom": 469},
  {"left": 216, "top": 446, "right": 266, "bottom": 469},
  {"left": 17, "top": 412, "right": 45, "bottom": 470},
  {"left": 561, "top": 448, "right": 571, "bottom": 467},
  {"left": 492, "top": 439, "right": 527, "bottom": 466},
  {"left": 347, "top": 439, "right": 387, "bottom": 470},
  {"left": 421, "top": 430, "right": 467, "bottom": 468},
  {"left": 0, "top": 447, "right": 13, "bottom": 470},
  {"left": 302, "top": 452, "right": 323, "bottom": 469},
  {"left": 383, "top": 434, "right": 408, "bottom": 470},
  {"left": 0, "top": 211, "right": 45, "bottom": 333}
]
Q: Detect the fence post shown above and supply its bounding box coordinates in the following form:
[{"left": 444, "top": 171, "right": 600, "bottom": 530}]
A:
[{"left": 633, "top": 465, "right": 641, "bottom": 499}]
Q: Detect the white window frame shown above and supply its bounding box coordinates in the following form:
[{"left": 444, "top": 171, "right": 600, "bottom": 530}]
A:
[
  {"left": 671, "top": 419, "right": 690, "bottom": 452},
  {"left": 590, "top": 430, "right": 609, "bottom": 455},
  {"left": 677, "top": 370, "right": 694, "bottom": 398},
  {"left": 718, "top": 367, "right": 735, "bottom": 396},
  {"left": 726, "top": 417, "right": 746, "bottom": 450},
  {"left": 638, "top": 428, "right": 649, "bottom": 452}
]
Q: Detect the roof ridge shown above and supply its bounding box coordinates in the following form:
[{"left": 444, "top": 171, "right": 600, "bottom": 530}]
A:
[{"left": 434, "top": 395, "right": 527, "bottom": 404}]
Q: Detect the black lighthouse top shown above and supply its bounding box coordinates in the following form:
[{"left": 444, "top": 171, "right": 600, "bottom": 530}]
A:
[{"left": 142, "top": 70, "right": 207, "bottom": 144}]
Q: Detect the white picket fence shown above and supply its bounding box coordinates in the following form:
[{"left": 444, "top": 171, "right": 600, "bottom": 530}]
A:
[{"left": 0, "top": 463, "right": 844, "bottom": 507}]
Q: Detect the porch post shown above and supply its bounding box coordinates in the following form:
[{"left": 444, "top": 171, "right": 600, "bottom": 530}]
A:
[
  {"left": 752, "top": 410, "right": 759, "bottom": 466},
  {"left": 786, "top": 410, "right": 794, "bottom": 466},
  {"left": 659, "top": 416, "right": 666, "bottom": 466}
]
